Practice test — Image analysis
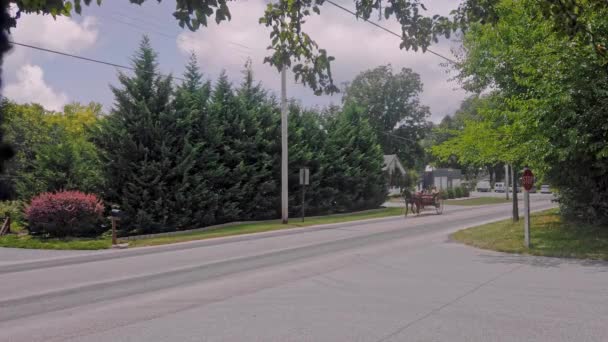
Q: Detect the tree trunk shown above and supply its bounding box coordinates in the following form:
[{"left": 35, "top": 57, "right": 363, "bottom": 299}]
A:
[{"left": 512, "top": 164, "right": 519, "bottom": 222}]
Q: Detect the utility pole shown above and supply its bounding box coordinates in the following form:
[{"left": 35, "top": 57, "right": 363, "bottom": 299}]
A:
[
  {"left": 511, "top": 164, "right": 519, "bottom": 222},
  {"left": 505, "top": 164, "right": 509, "bottom": 200},
  {"left": 281, "top": 67, "right": 288, "bottom": 224}
]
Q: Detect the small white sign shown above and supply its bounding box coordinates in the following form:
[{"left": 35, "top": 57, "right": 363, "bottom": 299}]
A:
[{"left": 299, "top": 168, "right": 310, "bottom": 185}]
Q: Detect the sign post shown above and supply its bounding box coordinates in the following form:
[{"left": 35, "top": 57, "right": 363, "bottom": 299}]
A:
[
  {"left": 521, "top": 167, "right": 534, "bottom": 248},
  {"left": 299, "top": 168, "right": 310, "bottom": 222},
  {"left": 110, "top": 206, "right": 122, "bottom": 247}
]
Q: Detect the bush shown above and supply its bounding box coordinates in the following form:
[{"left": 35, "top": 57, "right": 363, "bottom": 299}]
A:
[
  {"left": 447, "top": 188, "right": 455, "bottom": 199},
  {"left": 0, "top": 200, "right": 24, "bottom": 225},
  {"left": 454, "top": 187, "right": 463, "bottom": 198},
  {"left": 462, "top": 186, "right": 470, "bottom": 197},
  {"left": 25, "top": 191, "right": 105, "bottom": 238}
]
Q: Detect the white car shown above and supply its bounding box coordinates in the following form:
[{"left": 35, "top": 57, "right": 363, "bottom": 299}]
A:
[
  {"left": 476, "top": 180, "right": 491, "bottom": 192},
  {"left": 540, "top": 185, "right": 551, "bottom": 194},
  {"left": 494, "top": 182, "right": 506, "bottom": 193}
]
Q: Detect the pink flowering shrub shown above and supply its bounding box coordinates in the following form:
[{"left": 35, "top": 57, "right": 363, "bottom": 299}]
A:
[{"left": 25, "top": 191, "right": 105, "bottom": 237}]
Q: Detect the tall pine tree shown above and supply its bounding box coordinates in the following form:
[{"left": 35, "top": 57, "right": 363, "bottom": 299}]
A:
[
  {"left": 209, "top": 71, "right": 252, "bottom": 222},
  {"left": 170, "top": 53, "right": 221, "bottom": 228},
  {"left": 98, "top": 37, "right": 189, "bottom": 234},
  {"left": 236, "top": 60, "right": 281, "bottom": 219},
  {"left": 323, "top": 103, "right": 387, "bottom": 212}
]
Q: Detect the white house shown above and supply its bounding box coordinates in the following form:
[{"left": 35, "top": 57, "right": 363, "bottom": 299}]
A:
[
  {"left": 383, "top": 154, "right": 407, "bottom": 195},
  {"left": 421, "top": 166, "right": 463, "bottom": 191}
]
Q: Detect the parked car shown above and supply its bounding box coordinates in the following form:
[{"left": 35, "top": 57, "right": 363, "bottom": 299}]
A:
[
  {"left": 540, "top": 185, "right": 551, "bottom": 194},
  {"left": 476, "top": 180, "right": 491, "bottom": 192},
  {"left": 494, "top": 182, "right": 506, "bottom": 193}
]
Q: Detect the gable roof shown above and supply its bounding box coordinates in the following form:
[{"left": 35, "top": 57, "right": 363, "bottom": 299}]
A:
[{"left": 383, "top": 154, "right": 406, "bottom": 175}]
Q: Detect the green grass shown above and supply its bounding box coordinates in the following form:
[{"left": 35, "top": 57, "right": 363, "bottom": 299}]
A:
[
  {"left": 0, "top": 234, "right": 111, "bottom": 250},
  {"left": 445, "top": 197, "right": 511, "bottom": 206},
  {"left": 126, "top": 207, "right": 403, "bottom": 248},
  {"left": 0, "top": 207, "right": 403, "bottom": 250},
  {"left": 451, "top": 209, "right": 608, "bottom": 260}
]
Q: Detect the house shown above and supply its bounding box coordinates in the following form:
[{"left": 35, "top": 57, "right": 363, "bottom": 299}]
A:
[
  {"left": 383, "top": 154, "right": 407, "bottom": 195},
  {"left": 420, "top": 166, "right": 462, "bottom": 191}
]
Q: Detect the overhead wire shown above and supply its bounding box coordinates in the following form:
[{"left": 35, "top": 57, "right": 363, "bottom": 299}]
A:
[
  {"left": 323, "top": 0, "right": 458, "bottom": 64},
  {"left": 97, "top": 11, "right": 255, "bottom": 54},
  {"left": 9, "top": 41, "right": 187, "bottom": 82}
]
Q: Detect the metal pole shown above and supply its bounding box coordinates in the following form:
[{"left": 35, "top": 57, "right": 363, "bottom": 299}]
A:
[
  {"left": 111, "top": 218, "right": 117, "bottom": 246},
  {"left": 524, "top": 189, "right": 530, "bottom": 248},
  {"left": 512, "top": 165, "right": 519, "bottom": 222},
  {"left": 301, "top": 185, "right": 305, "bottom": 222},
  {"left": 281, "top": 67, "right": 288, "bottom": 224},
  {"left": 505, "top": 164, "right": 509, "bottom": 200}
]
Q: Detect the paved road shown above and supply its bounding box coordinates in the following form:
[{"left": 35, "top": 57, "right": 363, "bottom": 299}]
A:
[{"left": 1, "top": 198, "right": 607, "bottom": 342}]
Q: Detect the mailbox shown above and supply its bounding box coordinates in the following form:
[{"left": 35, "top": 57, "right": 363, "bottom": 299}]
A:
[{"left": 110, "top": 206, "right": 123, "bottom": 219}]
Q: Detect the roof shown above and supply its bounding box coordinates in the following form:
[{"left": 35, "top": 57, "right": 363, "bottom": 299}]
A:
[{"left": 383, "top": 154, "right": 406, "bottom": 175}]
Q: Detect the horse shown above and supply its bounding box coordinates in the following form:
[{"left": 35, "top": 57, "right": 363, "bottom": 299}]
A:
[{"left": 402, "top": 189, "right": 422, "bottom": 216}]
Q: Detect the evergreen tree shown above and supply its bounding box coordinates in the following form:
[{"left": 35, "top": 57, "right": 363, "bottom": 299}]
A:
[
  {"left": 323, "top": 103, "right": 387, "bottom": 212},
  {"left": 209, "top": 71, "right": 253, "bottom": 222},
  {"left": 169, "top": 53, "right": 221, "bottom": 227},
  {"left": 97, "top": 37, "right": 182, "bottom": 234},
  {"left": 236, "top": 61, "right": 281, "bottom": 219},
  {"left": 287, "top": 102, "right": 331, "bottom": 215}
]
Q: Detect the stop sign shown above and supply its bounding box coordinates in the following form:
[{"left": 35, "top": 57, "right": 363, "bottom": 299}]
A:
[{"left": 522, "top": 168, "right": 534, "bottom": 191}]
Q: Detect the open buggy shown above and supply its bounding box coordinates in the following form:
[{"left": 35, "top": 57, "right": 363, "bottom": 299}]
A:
[{"left": 403, "top": 189, "right": 444, "bottom": 216}]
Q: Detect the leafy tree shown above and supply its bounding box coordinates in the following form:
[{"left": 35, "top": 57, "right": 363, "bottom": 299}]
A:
[
  {"left": 436, "top": 0, "right": 608, "bottom": 224},
  {"left": 1, "top": 100, "right": 104, "bottom": 199},
  {"left": 343, "top": 65, "right": 431, "bottom": 168},
  {"left": 428, "top": 95, "right": 504, "bottom": 183}
]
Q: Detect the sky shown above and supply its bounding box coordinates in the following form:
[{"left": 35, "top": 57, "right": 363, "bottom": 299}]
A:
[{"left": 2, "top": 0, "right": 468, "bottom": 122}]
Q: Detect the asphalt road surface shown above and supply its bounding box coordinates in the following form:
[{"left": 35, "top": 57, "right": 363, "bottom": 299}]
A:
[{"left": 1, "top": 198, "right": 607, "bottom": 342}]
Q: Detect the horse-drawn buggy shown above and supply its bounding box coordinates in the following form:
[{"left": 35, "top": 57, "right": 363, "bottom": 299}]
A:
[{"left": 403, "top": 189, "right": 444, "bottom": 216}]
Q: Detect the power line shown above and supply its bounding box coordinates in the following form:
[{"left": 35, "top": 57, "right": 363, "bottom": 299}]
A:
[
  {"left": 97, "top": 12, "right": 254, "bottom": 54},
  {"left": 9, "top": 41, "right": 186, "bottom": 82},
  {"left": 324, "top": 0, "right": 458, "bottom": 64},
  {"left": 379, "top": 130, "right": 420, "bottom": 144}
]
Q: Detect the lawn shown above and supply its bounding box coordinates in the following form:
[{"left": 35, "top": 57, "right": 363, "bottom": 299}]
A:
[
  {"left": 0, "top": 234, "right": 112, "bottom": 250},
  {"left": 452, "top": 209, "right": 608, "bottom": 260},
  {"left": 445, "top": 197, "right": 510, "bottom": 206},
  {"left": 126, "top": 207, "right": 404, "bottom": 248},
  {"left": 0, "top": 207, "right": 403, "bottom": 250}
]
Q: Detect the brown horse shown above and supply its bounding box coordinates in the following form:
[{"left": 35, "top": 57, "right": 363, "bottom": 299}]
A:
[
  {"left": 403, "top": 190, "right": 443, "bottom": 216},
  {"left": 403, "top": 190, "right": 422, "bottom": 216}
]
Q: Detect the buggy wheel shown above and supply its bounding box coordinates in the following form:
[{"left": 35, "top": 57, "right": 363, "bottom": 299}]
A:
[{"left": 435, "top": 198, "right": 444, "bottom": 215}]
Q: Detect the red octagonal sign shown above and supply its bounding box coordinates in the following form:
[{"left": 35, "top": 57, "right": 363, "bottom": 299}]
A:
[{"left": 522, "top": 168, "right": 534, "bottom": 191}]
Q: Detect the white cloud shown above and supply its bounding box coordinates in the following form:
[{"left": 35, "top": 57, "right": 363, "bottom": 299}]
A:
[
  {"left": 10, "top": 14, "right": 98, "bottom": 51},
  {"left": 4, "top": 64, "right": 68, "bottom": 111},
  {"left": 175, "top": 0, "right": 468, "bottom": 121},
  {"left": 3, "top": 12, "right": 99, "bottom": 106}
]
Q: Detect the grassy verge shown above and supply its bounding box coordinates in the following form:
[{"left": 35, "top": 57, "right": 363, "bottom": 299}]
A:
[
  {"left": 126, "top": 207, "right": 403, "bottom": 248},
  {"left": 0, "top": 234, "right": 111, "bottom": 250},
  {"left": 452, "top": 209, "right": 608, "bottom": 260},
  {"left": 0, "top": 207, "right": 403, "bottom": 250},
  {"left": 445, "top": 197, "right": 510, "bottom": 206}
]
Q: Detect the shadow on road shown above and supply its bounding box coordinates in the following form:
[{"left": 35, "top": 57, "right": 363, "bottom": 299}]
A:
[{"left": 477, "top": 253, "right": 608, "bottom": 272}]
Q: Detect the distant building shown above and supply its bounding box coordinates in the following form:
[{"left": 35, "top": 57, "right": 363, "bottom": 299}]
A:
[
  {"left": 420, "top": 167, "right": 462, "bottom": 191},
  {"left": 383, "top": 154, "right": 407, "bottom": 195}
]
